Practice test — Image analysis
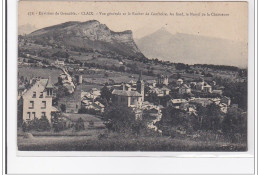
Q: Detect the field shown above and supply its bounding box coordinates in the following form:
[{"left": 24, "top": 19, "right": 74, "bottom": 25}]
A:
[
  {"left": 81, "top": 69, "right": 156, "bottom": 85},
  {"left": 17, "top": 133, "right": 246, "bottom": 151},
  {"left": 17, "top": 113, "right": 106, "bottom": 138},
  {"left": 18, "top": 66, "right": 63, "bottom": 83},
  {"left": 62, "top": 113, "right": 105, "bottom": 128}
]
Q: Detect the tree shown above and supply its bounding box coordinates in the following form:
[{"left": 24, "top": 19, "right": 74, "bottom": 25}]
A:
[
  {"left": 203, "top": 103, "right": 223, "bottom": 131},
  {"left": 38, "top": 115, "right": 51, "bottom": 131},
  {"left": 177, "top": 73, "right": 181, "bottom": 79},
  {"left": 103, "top": 105, "right": 145, "bottom": 134},
  {"left": 51, "top": 113, "right": 67, "bottom": 132},
  {"left": 222, "top": 108, "right": 247, "bottom": 142},
  {"left": 159, "top": 95, "right": 172, "bottom": 107},
  {"left": 60, "top": 104, "right": 66, "bottom": 112},
  {"left": 145, "top": 92, "right": 160, "bottom": 105},
  {"left": 157, "top": 106, "right": 196, "bottom": 136},
  {"left": 101, "top": 85, "right": 112, "bottom": 102},
  {"left": 56, "top": 86, "right": 70, "bottom": 98},
  {"left": 42, "top": 59, "right": 50, "bottom": 65},
  {"left": 196, "top": 103, "right": 223, "bottom": 131},
  {"left": 52, "top": 51, "right": 69, "bottom": 58},
  {"left": 17, "top": 99, "right": 23, "bottom": 127}
]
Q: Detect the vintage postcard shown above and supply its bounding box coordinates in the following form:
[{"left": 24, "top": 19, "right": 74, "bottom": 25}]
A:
[{"left": 17, "top": 1, "right": 248, "bottom": 152}]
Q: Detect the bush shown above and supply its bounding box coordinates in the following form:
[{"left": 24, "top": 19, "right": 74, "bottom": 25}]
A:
[
  {"left": 56, "top": 86, "right": 70, "bottom": 98},
  {"left": 38, "top": 116, "right": 51, "bottom": 131},
  {"left": 74, "top": 117, "right": 85, "bottom": 131},
  {"left": 89, "top": 120, "right": 94, "bottom": 127},
  {"left": 51, "top": 113, "right": 67, "bottom": 132},
  {"left": 22, "top": 116, "right": 51, "bottom": 132}
]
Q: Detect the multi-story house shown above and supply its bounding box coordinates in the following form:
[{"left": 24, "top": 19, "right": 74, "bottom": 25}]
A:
[
  {"left": 157, "top": 74, "right": 169, "bottom": 86},
  {"left": 112, "top": 89, "right": 143, "bottom": 108},
  {"left": 176, "top": 79, "right": 184, "bottom": 86},
  {"left": 179, "top": 84, "right": 191, "bottom": 94},
  {"left": 111, "top": 72, "right": 144, "bottom": 108},
  {"left": 21, "top": 78, "right": 57, "bottom": 123}
]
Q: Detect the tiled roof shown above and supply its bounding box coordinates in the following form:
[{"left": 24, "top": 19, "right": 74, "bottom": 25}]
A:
[
  {"left": 112, "top": 89, "right": 142, "bottom": 97},
  {"left": 46, "top": 78, "right": 54, "bottom": 88},
  {"left": 170, "top": 99, "right": 188, "bottom": 103},
  {"left": 180, "top": 84, "right": 190, "bottom": 89},
  {"left": 161, "top": 87, "right": 171, "bottom": 91},
  {"left": 39, "top": 79, "right": 48, "bottom": 87}
]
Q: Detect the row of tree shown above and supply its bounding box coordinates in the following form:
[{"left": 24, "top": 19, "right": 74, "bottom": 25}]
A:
[
  {"left": 157, "top": 103, "right": 247, "bottom": 142},
  {"left": 21, "top": 114, "right": 85, "bottom": 133}
]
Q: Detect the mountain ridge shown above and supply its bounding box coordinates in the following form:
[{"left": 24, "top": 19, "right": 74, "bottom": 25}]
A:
[
  {"left": 135, "top": 29, "right": 247, "bottom": 68},
  {"left": 26, "top": 20, "right": 145, "bottom": 59}
]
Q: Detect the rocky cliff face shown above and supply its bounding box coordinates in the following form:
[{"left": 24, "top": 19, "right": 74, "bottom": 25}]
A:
[{"left": 28, "top": 20, "right": 145, "bottom": 58}]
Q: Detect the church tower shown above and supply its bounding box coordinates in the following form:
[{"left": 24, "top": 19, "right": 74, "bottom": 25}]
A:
[{"left": 136, "top": 71, "right": 144, "bottom": 101}]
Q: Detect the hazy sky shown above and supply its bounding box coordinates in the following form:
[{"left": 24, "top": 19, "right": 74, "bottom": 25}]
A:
[{"left": 19, "top": 1, "right": 247, "bottom": 41}]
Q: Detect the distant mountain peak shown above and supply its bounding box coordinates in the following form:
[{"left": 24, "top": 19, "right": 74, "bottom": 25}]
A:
[{"left": 135, "top": 29, "right": 247, "bottom": 67}]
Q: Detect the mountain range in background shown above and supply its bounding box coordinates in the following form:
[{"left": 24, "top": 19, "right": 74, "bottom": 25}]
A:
[
  {"left": 19, "top": 20, "right": 248, "bottom": 68},
  {"left": 135, "top": 29, "right": 248, "bottom": 68},
  {"left": 24, "top": 20, "right": 145, "bottom": 59}
]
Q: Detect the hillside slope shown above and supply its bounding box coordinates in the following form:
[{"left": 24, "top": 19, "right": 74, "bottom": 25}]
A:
[{"left": 27, "top": 20, "right": 145, "bottom": 59}]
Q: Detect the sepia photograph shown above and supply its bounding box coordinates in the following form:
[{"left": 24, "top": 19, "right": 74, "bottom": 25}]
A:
[{"left": 17, "top": 1, "right": 248, "bottom": 152}]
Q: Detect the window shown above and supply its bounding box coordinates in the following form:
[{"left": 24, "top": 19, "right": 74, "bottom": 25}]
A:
[
  {"left": 47, "top": 89, "right": 53, "bottom": 96},
  {"left": 39, "top": 92, "right": 43, "bottom": 98},
  {"left": 131, "top": 97, "right": 135, "bottom": 105},
  {"left": 29, "top": 101, "right": 34, "bottom": 109},
  {"left": 32, "top": 91, "right": 36, "bottom": 98},
  {"left": 41, "top": 101, "right": 46, "bottom": 109},
  {"left": 27, "top": 112, "right": 31, "bottom": 120},
  {"left": 32, "top": 112, "right": 36, "bottom": 119},
  {"left": 41, "top": 112, "right": 46, "bottom": 118}
]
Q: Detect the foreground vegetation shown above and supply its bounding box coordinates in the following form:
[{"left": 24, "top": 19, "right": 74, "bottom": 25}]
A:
[{"left": 18, "top": 132, "right": 246, "bottom": 151}]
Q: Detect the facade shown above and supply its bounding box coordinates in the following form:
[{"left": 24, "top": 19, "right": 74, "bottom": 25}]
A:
[
  {"left": 146, "top": 80, "right": 157, "bottom": 87},
  {"left": 81, "top": 100, "right": 105, "bottom": 113},
  {"left": 160, "top": 87, "right": 170, "bottom": 96},
  {"left": 203, "top": 84, "right": 212, "bottom": 93},
  {"left": 212, "top": 90, "right": 223, "bottom": 95},
  {"left": 179, "top": 84, "right": 191, "bottom": 94},
  {"left": 176, "top": 79, "right": 183, "bottom": 86},
  {"left": 21, "top": 78, "right": 57, "bottom": 123},
  {"left": 112, "top": 89, "right": 143, "bottom": 108},
  {"left": 148, "top": 87, "right": 170, "bottom": 97},
  {"left": 196, "top": 80, "right": 212, "bottom": 93},
  {"left": 195, "top": 81, "right": 205, "bottom": 91},
  {"left": 157, "top": 74, "right": 169, "bottom": 86},
  {"left": 189, "top": 98, "right": 213, "bottom": 107},
  {"left": 75, "top": 74, "right": 83, "bottom": 84},
  {"left": 221, "top": 96, "right": 231, "bottom": 106},
  {"left": 167, "top": 99, "right": 188, "bottom": 109},
  {"left": 55, "top": 60, "right": 65, "bottom": 66}
]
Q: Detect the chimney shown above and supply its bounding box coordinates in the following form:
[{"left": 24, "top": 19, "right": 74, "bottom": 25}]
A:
[{"left": 122, "top": 83, "right": 126, "bottom": 91}]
